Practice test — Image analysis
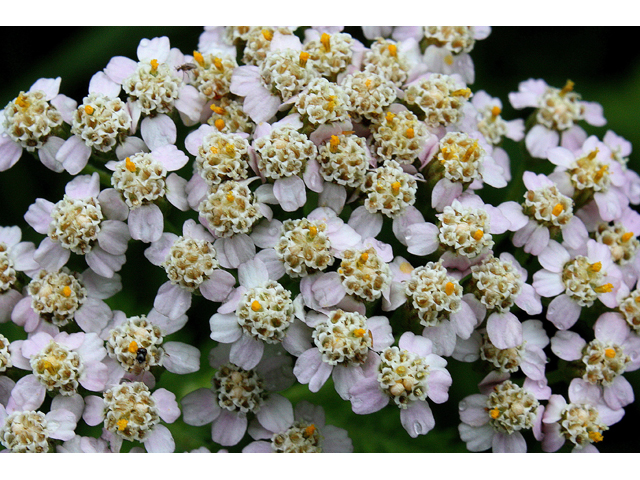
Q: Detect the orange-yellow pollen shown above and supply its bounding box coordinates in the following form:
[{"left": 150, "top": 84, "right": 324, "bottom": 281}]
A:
[
  {"left": 304, "top": 424, "right": 316, "bottom": 437},
  {"left": 359, "top": 252, "right": 369, "bottom": 263},
  {"left": 473, "top": 229, "right": 484, "bottom": 241},
  {"left": 604, "top": 348, "right": 617, "bottom": 359},
  {"left": 451, "top": 88, "right": 471, "bottom": 98},
  {"left": 15, "top": 93, "right": 29, "bottom": 109},
  {"left": 444, "top": 54, "right": 454, "bottom": 66},
  {"left": 308, "top": 225, "right": 318, "bottom": 237},
  {"left": 226, "top": 193, "right": 235, "bottom": 202},
  {"left": 400, "top": 262, "right": 413, "bottom": 274},
  {"left": 128, "top": 341, "right": 138, "bottom": 353},
  {"left": 387, "top": 44, "right": 397, "bottom": 57},
  {"left": 210, "top": 105, "right": 226, "bottom": 115},
  {"left": 552, "top": 203, "right": 564, "bottom": 216},
  {"left": 150, "top": 59, "right": 159, "bottom": 71},
  {"left": 588, "top": 431, "right": 603, "bottom": 443},
  {"left": 594, "top": 164, "right": 608, "bottom": 182},
  {"left": 391, "top": 181, "right": 401, "bottom": 195},
  {"left": 117, "top": 419, "right": 128, "bottom": 431},
  {"left": 326, "top": 96, "right": 336, "bottom": 112},
  {"left": 586, "top": 149, "right": 599, "bottom": 162},
  {"left": 193, "top": 51, "right": 204, "bottom": 66},
  {"left": 622, "top": 232, "right": 635, "bottom": 242},
  {"left": 595, "top": 283, "right": 614, "bottom": 294},
  {"left": 445, "top": 282, "right": 455, "bottom": 296},
  {"left": 490, "top": 408, "right": 500, "bottom": 419},
  {"left": 84, "top": 105, "right": 94, "bottom": 115},
  {"left": 560, "top": 79, "right": 575, "bottom": 96},
  {"left": 329, "top": 135, "right": 340, "bottom": 153},
  {"left": 462, "top": 141, "right": 478, "bottom": 162},
  {"left": 365, "top": 78, "right": 372, "bottom": 89},
  {"left": 491, "top": 105, "right": 502, "bottom": 117},
  {"left": 41, "top": 359, "right": 56, "bottom": 374},
  {"left": 210, "top": 146, "right": 219, "bottom": 155},
  {"left": 320, "top": 33, "right": 331, "bottom": 52},
  {"left": 125, "top": 157, "right": 136, "bottom": 173},
  {"left": 251, "top": 300, "right": 262, "bottom": 312},
  {"left": 353, "top": 328, "right": 367, "bottom": 338},
  {"left": 214, "top": 118, "right": 226, "bottom": 131},
  {"left": 262, "top": 29, "right": 273, "bottom": 41},
  {"left": 299, "top": 51, "right": 310, "bottom": 67},
  {"left": 385, "top": 112, "right": 395, "bottom": 123},
  {"left": 62, "top": 286, "right": 72, "bottom": 297},
  {"left": 213, "top": 57, "right": 223, "bottom": 70},
  {"left": 225, "top": 143, "right": 235, "bottom": 156},
  {"left": 405, "top": 128, "right": 415, "bottom": 139},
  {"left": 590, "top": 262, "right": 602, "bottom": 273}
]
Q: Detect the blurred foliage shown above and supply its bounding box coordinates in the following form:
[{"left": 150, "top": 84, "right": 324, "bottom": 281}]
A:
[{"left": 1, "top": 26, "right": 639, "bottom": 453}]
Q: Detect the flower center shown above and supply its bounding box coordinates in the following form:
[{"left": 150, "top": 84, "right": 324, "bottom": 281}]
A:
[
  {"left": 0, "top": 334, "right": 13, "bottom": 373},
  {"left": 559, "top": 403, "right": 607, "bottom": 448},
  {"left": 470, "top": 255, "right": 523, "bottom": 312},
  {"left": 405, "top": 261, "right": 462, "bottom": 326},
  {"left": 377, "top": 346, "right": 430, "bottom": 409},
  {"left": 536, "top": 81, "right": 584, "bottom": 131},
  {"left": 0, "top": 243, "right": 17, "bottom": 292},
  {"left": 362, "top": 160, "right": 417, "bottom": 218},
  {"left": 162, "top": 236, "right": 218, "bottom": 290},
  {"left": 254, "top": 125, "right": 317, "bottom": 180},
  {"left": 198, "top": 181, "right": 263, "bottom": 238},
  {"left": 122, "top": 60, "right": 181, "bottom": 115},
  {"left": 103, "top": 382, "right": 160, "bottom": 442},
  {"left": 403, "top": 73, "right": 471, "bottom": 128},
  {"left": 313, "top": 310, "right": 373, "bottom": 365},
  {"left": 31, "top": 340, "right": 83, "bottom": 395},
  {"left": 437, "top": 203, "right": 494, "bottom": 258},
  {"left": 480, "top": 333, "right": 524, "bottom": 373},
  {"left": 48, "top": 195, "right": 103, "bottom": 254},
  {"left": 581, "top": 339, "right": 630, "bottom": 386},
  {"left": 112, "top": 153, "right": 167, "bottom": 209},
  {"left": 338, "top": 247, "right": 392, "bottom": 302},
  {"left": 561, "top": 256, "right": 611, "bottom": 307},
  {"left": 236, "top": 280, "right": 294, "bottom": 343},
  {"left": 486, "top": 380, "right": 539, "bottom": 435},
  {"left": 371, "top": 109, "right": 428, "bottom": 164},
  {"left": 71, "top": 92, "right": 131, "bottom": 152},
  {"left": 213, "top": 363, "right": 265, "bottom": 413},
  {"left": 28, "top": 269, "right": 87, "bottom": 327},
  {"left": 2, "top": 90, "right": 63, "bottom": 151},
  {"left": 595, "top": 222, "right": 639, "bottom": 265},
  {"left": 275, "top": 218, "right": 333, "bottom": 277},
  {"left": 0, "top": 411, "right": 50, "bottom": 453},
  {"left": 106, "top": 315, "right": 164, "bottom": 374},
  {"left": 271, "top": 421, "right": 323, "bottom": 453}
]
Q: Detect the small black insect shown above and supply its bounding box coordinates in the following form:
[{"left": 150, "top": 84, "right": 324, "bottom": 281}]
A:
[
  {"left": 136, "top": 347, "right": 147, "bottom": 364},
  {"left": 176, "top": 62, "right": 198, "bottom": 72}
]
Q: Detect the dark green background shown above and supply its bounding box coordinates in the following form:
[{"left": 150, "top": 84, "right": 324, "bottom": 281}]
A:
[{"left": 0, "top": 27, "right": 638, "bottom": 452}]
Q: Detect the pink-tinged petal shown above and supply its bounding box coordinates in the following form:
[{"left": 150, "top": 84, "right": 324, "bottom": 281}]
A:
[
  {"left": 144, "top": 232, "right": 178, "bottom": 266},
  {"left": 332, "top": 364, "right": 365, "bottom": 400},
  {"left": 594, "top": 312, "right": 629, "bottom": 345},
  {"left": 54, "top": 135, "right": 90, "bottom": 176},
  {"left": 38, "top": 136, "right": 65, "bottom": 172},
  {"left": 152, "top": 144, "right": 189, "bottom": 172},
  {"left": 498, "top": 201, "right": 528, "bottom": 231},
  {"left": 459, "top": 422, "right": 494, "bottom": 452},
  {"left": 303, "top": 158, "right": 324, "bottom": 193},
  {"left": 9, "top": 242, "right": 40, "bottom": 274},
  {"left": 568, "top": 378, "right": 603, "bottom": 406},
  {"left": 65, "top": 172, "right": 100, "bottom": 199},
  {"left": 29, "top": 77, "right": 61, "bottom": 99},
  {"left": 317, "top": 182, "right": 346, "bottom": 213},
  {"left": 594, "top": 189, "right": 623, "bottom": 222},
  {"left": 508, "top": 79, "right": 548, "bottom": 108},
  {"left": 104, "top": 56, "right": 138, "bottom": 84},
  {"left": 367, "top": 316, "right": 394, "bottom": 351},
  {"left": 137, "top": 36, "right": 170, "bottom": 63},
  {"left": 230, "top": 65, "right": 262, "bottom": 96},
  {"left": 185, "top": 124, "right": 214, "bottom": 156},
  {"left": 459, "top": 394, "right": 491, "bottom": 427},
  {"left": 311, "top": 272, "right": 345, "bottom": 308},
  {"left": 200, "top": 270, "right": 235, "bottom": 302},
  {"left": 547, "top": 294, "right": 581, "bottom": 330},
  {"left": 348, "top": 376, "right": 388, "bottom": 414},
  {"left": 400, "top": 401, "right": 435, "bottom": 438},
  {"left": 44, "top": 408, "right": 77, "bottom": 441},
  {"left": 550, "top": 330, "right": 586, "bottom": 361},
  {"left": 0, "top": 135, "right": 23, "bottom": 171},
  {"left": 603, "top": 376, "right": 634, "bottom": 410},
  {"left": 273, "top": 176, "right": 306, "bottom": 212},
  {"left": 10, "top": 297, "right": 39, "bottom": 331},
  {"left": 422, "top": 320, "right": 457, "bottom": 357},
  {"left": 255, "top": 249, "right": 285, "bottom": 281},
  {"left": 244, "top": 86, "right": 281, "bottom": 124},
  {"left": 406, "top": 222, "right": 439, "bottom": 256},
  {"left": 562, "top": 216, "right": 588, "bottom": 251},
  {"left": 520, "top": 348, "right": 547, "bottom": 381},
  {"left": 348, "top": 206, "right": 383, "bottom": 238},
  {"left": 128, "top": 203, "right": 164, "bottom": 243},
  {"left": 51, "top": 393, "right": 84, "bottom": 423},
  {"left": 526, "top": 125, "right": 559, "bottom": 159},
  {"left": 7, "top": 375, "right": 46, "bottom": 412},
  {"left": 238, "top": 257, "right": 269, "bottom": 289},
  {"left": 0, "top": 289, "right": 22, "bottom": 324},
  {"left": 85, "top": 246, "right": 125, "bottom": 278},
  {"left": 541, "top": 422, "right": 565, "bottom": 452},
  {"left": 449, "top": 300, "right": 478, "bottom": 339},
  {"left": 230, "top": 334, "right": 264, "bottom": 370},
  {"left": 49, "top": 94, "right": 77, "bottom": 124},
  {"left": 480, "top": 157, "right": 507, "bottom": 188},
  {"left": 431, "top": 178, "right": 463, "bottom": 211},
  {"left": 582, "top": 101, "right": 606, "bottom": 126},
  {"left": 97, "top": 220, "right": 130, "bottom": 255},
  {"left": 282, "top": 318, "right": 314, "bottom": 357},
  {"left": 547, "top": 146, "right": 576, "bottom": 168},
  {"left": 79, "top": 361, "right": 109, "bottom": 391},
  {"left": 163, "top": 341, "right": 200, "bottom": 374},
  {"left": 427, "top": 368, "right": 452, "bottom": 404},
  {"left": 211, "top": 410, "right": 247, "bottom": 446},
  {"left": 24, "top": 198, "right": 54, "bottom": 234},
  {"left": 515, "top": 283, "right": 542, "bottom": 315},
  {"left": 175, "top": 84, "right": 205, "bottom": 125},
  {"left": 75, "top": 332, "right": 107, "bottom": 363},
  {"left": 152, "top": 388, "right": 181, "bottom": 423},
  {"left": 487, "top": 312, "right": 522, "bottom": 349},
  {"left": 98, "top": 188, "right": 129, "bottom": 221},
  {"left": 294, "top": 348, "right": 333, "bottom": 392},
  {"left": 242, "top": 441, "right": 272, "bottom": 453},
  {"left": 538, "top": 240, "right": 570, "bottom": 273},
  {"left": 75, "top": 298, "right": 112, "bottom": 334},
  {"left": 140, "top": 114, "right": 177, "bottom": 150},
  {"left": 256, "top": 394, "right": 293, "bottom": 433},
  {"left": 143, "top": 424, "right": 175, "bottom": 453},
  {"left": 392, "top": 206, "right": 425, "bottom": 246},
  {"left": 181, "top": 388, "right": 221, "bottom": 426},
  {"left": 154, "top": 282, "right": 191, "bottom": 320},
  {"left": 34, "top": 238, "right": 70, "bottom": 272},
  {"left": 214, "top": 235, "right": 256, "bottom": 269},
  {"left": 166, "top": 173, "right": 189, "bottom": 211},
  {"left": 531, "top": 269, "right": 565, "bottom": 297},
  {"left": 560, "top": 125, "right": 588, "bottom": 151},
  {"left": 250, "top": 219, "right": 282, "bottom": 250},
  {"left": 147, "top": 309, "right": 188, "bottom": 336},
  {"left": 88, "top": 71, "right": 121, "bottom": 97},
  {"left": 493, "top": 431, "right": 526, "bottom": 453}
]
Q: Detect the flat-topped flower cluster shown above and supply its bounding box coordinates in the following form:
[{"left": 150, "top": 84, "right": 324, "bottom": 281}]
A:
[{"left": 1, "top": 26, "right": 639, "bottom": 453}]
